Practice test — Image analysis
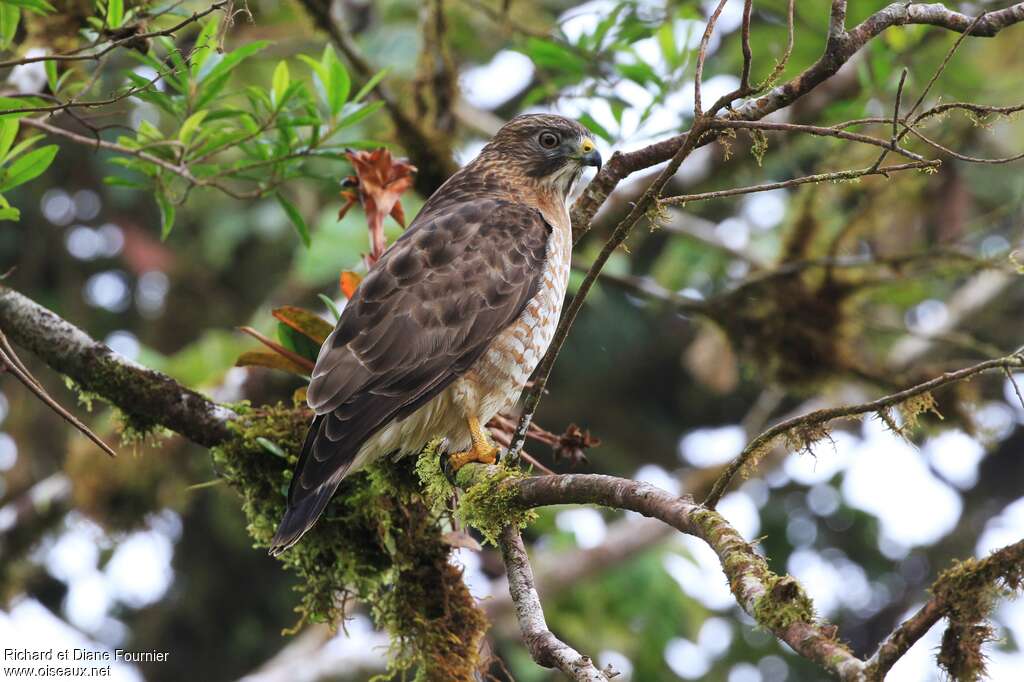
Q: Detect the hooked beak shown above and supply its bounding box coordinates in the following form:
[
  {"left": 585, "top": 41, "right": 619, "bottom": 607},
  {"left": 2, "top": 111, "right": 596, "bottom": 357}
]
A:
[{"left": 578, "top": 137, "right": 602, "bottom": 172}]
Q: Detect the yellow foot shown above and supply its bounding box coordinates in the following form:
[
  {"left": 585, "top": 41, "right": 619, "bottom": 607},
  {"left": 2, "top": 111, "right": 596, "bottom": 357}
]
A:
[
  {"left": 447, "top": 442, "right": 500, "bottom": 471},
  {"left": 445, "top": 415, "right": 501, "bottom": 475}
]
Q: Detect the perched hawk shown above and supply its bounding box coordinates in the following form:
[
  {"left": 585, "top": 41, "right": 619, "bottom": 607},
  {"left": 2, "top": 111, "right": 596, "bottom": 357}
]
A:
[{"left": 270, "top": 114, "right": 601, "bottom": 554}]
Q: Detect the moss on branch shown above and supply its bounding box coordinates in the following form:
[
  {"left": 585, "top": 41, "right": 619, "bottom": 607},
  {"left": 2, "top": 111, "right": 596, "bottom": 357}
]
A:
[{"left": 211, "top": 402, "right": 487, "bottom": 681}]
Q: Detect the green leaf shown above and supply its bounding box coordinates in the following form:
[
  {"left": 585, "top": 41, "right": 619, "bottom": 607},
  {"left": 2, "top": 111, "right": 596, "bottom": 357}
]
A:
[
  {"left": 156, "top": 192, "right": 175, "bottom": 239},
  {"left": 178, "top": 110, "right": 207, "bottom": 144},
  {"left": 103, "top": 175, "right": 147, "bottom": 189},
  {"left": 4, "top": 133, "right": 43, "bottom": 163},
  {"left": 255, "top": 436, "right": 289, "bottom": 459},
  {"left": 0, "top": 119, "right": 18, "bottom": 161},
  {"left": 198, "top": 40, "right": 269, "bottom": 84},
  {"left": 0, "top": 205, "right": 19, "bottom": 221},
  {"left": 334, "top": 100, "right": 383, "bottom": 130},
  {"left": 320, "top": 45, "right": 350, "bottom": 116},
  {"left": 276, "top": 191, "right": 310, "bottom": 247},
  {"left": 44, "top": 59, "right": 58, "bottom": 93},
  {"left": 190, "top": 17, "right": 220, "bottom": 77},
  {"left": 272, "top": 305, "right": 333, "bottom": 344},
  {"left": 276, "top": 321, "right": 320, "bottom": 362},
  {"left": 317, "top": 293, "right": 341, "bottom": 322},
  {"left": 0, "top": 0, "right": 54, "bottom": 15},
  {"left": 0, "top": 5, "right": 20, "bottom": 50},
  {"left": 0, "top": 144, "right": 57, "bottom": 191},
  {"left": 106, "top": 0, "right": 123, "bottom": 28},
  {"left": 522, "top": 38, "right": 587, "bottom": 76},
  {"left": 578, "top": 112, "right": 613, "bottom": 143},
  {"left": 353, "top": 68, "right": 388, "bottom": 103},
  {"left": 657, "top": 21, "right": 679, "bottom": 70},
  {"left": 272, "top": 60, "right": 289, "bottom": 107}
]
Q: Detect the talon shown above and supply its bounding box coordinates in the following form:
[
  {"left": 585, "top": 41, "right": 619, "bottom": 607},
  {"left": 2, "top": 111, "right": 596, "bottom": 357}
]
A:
[{"left": 440, "top": 415, "right": 501, "bottom": 483}]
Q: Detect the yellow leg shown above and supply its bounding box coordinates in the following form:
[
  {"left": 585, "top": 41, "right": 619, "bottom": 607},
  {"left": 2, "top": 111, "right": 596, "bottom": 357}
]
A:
[{"left": 447, "top": 416, "right": 500, "bottom": 471}]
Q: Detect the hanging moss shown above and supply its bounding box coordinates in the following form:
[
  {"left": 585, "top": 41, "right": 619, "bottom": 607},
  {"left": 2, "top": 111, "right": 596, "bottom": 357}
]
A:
[
  {"left": 210, "top": 402, "right": 488, "bottom": 681},
  {"left": 712, "top": 271, "right": 861, "bottom": 390},
  {"left": 932, "top": 542, "right": 1024, "bottom": 682}
]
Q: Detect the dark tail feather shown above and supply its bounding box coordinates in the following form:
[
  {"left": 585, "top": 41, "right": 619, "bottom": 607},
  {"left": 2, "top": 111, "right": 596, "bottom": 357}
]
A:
[{"left": 268, "top": 483, "right": 340, "bottom": 556}]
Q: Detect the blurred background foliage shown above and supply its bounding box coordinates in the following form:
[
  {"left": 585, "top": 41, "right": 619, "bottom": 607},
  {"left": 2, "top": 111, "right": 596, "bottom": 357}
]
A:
[{"left": 1, "top": 1, "right": 1023, "bottom": 681}]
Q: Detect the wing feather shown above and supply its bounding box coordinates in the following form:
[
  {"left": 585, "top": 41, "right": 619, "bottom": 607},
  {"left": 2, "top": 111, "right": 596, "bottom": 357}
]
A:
[{"left": 270, "top": 198, "right": 551, "bottom": 553}]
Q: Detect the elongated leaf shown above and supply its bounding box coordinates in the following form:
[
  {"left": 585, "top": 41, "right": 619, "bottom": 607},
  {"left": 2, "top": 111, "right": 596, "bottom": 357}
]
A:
[
  {"left": 0, "top": 5, "right": 19, "bottom": 50},
  {"left": 235, "top": 350, "right": 311, "bottom": 376},
  {"left": 256, "top": 437, "right": 290, "bottom": 459},
  {"left": 271, "top": 305, "right": 332, "bottom": 344},
  {"left": 190, "top": 17, "right": 220, "bottom": 77},
  {"left": 277, "top": 321, "right": 320, "bottom": 363},
  {"left": 0, "top": 119, "right": 17, "bottom": 161},
  {"left": 321, "top": 45, "right": 350, "bottom": 116},
  {"left": 0, "top": 144, "right": 57, "bottom": 191},
  {"left": 44, "top": 59, "right": 58, "bottom": 93},
  {"left": 156, "top": 192, "right": 175, "bottom": 239},
  {"left": 353, "top": 68, "right": 389, "bottom": 103},
  {"left": 317, "top": 293, "right": 341, "bottom": 322},
  {"left": 272, "top": 60, "right": 289, "bottom": 107},
  {"left": 5, "top": 134, "right": 43, "bottom": 162},
  {"left": 578, "top": 112, "right": 612, "bottom": 143},
  {"left": 103, "top": 176, "right": 148, "bottom": 190},
  {"left": 275, "top": 191, "right": 310, "bottom": 247},
  {"left": 335, "top": 100, "right": 383, "bottom": 130},
  {"left": 198, "top": 40, "right": 268, "bottom": 84},
  {"left": 237, "top": 326, "right": 314, "bottom": 372},
  {"left": 106, "top": 0, "right": 123, "bottom": 28},
  {"left": 178, "top": 110, "right": 207, "bottom": 144},
  {"left": 0, "top": 194, "right": 19, "bottom": 221},
  {"left": 1, "top": 0, "right": 54, "bottom": 15}
]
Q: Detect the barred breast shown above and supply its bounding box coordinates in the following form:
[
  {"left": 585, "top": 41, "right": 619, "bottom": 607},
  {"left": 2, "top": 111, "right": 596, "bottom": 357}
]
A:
[{"left": 461, "top": 216, "right": 572, "bottom": 424}]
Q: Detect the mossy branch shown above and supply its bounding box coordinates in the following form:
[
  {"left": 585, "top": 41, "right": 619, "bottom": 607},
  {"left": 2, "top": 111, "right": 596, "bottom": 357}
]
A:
[
  {"left": 0, "top": 285, "right": 236, "bottom": 447},
  {"left": 704, "top": 349, "right": 1024, "bottom": 508}
]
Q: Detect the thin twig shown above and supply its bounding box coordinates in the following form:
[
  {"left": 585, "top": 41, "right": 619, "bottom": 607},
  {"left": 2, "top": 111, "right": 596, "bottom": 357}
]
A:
[
  {"left": 693, "top": 0, "right": 730, "bottom": 118},
  {"left": 0, "top": 331, "right": 116, "bottom": 457},
  {"left": 0, "top": 2, "right": 229, "bottom": 68},
  {"left": 660, "top": 160, "right": 939, "bottom": 207},
  {"left": 704, "top": 351, "right": 1024, "bottom": 507}
]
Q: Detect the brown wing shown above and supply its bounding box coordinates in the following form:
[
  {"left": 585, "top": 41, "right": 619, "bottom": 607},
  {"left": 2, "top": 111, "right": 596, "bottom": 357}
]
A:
[{"left": 270, "top": 198, "right": 551, "bottom": 553}]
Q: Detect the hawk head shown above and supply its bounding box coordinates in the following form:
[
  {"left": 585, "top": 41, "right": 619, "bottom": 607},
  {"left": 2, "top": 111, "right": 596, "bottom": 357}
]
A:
[{"left": 478, "top": 114, "right": 602, "bottom": 198}]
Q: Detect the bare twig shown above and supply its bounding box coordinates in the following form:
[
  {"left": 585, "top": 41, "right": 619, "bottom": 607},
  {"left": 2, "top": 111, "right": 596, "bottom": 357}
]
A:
[
  {"left": 693, "top": 0, "right": 729, "bottom": 118},
  {"left": 0, "top": 332, "right": 116, "bottom": 457},
  {"left": 0, "top": 285, "right": 235, "bottom": 446},
  {"left": 0, "top": 2, "right": 229, "bottom": 68},
  {"left": 660, "top": 160, "right": 940, "bottom": 207},
  {"left": 498, "top": 527, "right": 615, "bottom": 681}
]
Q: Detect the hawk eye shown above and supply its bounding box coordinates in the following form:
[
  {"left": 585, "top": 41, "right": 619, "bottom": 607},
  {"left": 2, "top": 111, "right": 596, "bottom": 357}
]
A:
[{"left": 538, "top": 131, "right": 559, "bottom": 149}]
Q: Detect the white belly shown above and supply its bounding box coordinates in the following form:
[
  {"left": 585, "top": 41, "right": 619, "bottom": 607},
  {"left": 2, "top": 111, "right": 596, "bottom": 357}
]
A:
[{"left": 348, "top": 221, "right": 572, "bottom": 469}]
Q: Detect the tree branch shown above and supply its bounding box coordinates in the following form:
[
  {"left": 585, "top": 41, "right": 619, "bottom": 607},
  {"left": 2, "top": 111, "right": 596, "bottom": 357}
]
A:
[
  {"left": 704, "top": 349, "right": 1024, "bottom": 507},
  {"left": 498, "top": 526, "right": 616, "bottom": 681},
  {"left": 0, "top": 285, "right": 235, "bottom": 447},
  {"left": 570, "top": 1, "right": 1024, "bottom": 238}
]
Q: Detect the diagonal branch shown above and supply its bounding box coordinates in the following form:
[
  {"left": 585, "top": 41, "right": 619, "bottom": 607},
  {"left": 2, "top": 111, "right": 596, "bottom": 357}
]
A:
[
  {"left": 704, "top": 349, "right": 1024, "bottom": 507},
  {"left": 0, "top": 285, "right": 235, "bottom": 447}
]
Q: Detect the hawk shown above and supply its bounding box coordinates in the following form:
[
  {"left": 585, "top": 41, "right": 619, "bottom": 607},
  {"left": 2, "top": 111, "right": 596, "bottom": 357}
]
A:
[{"left": 270, "top": 114, "right": 601, "bottom": 555}]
